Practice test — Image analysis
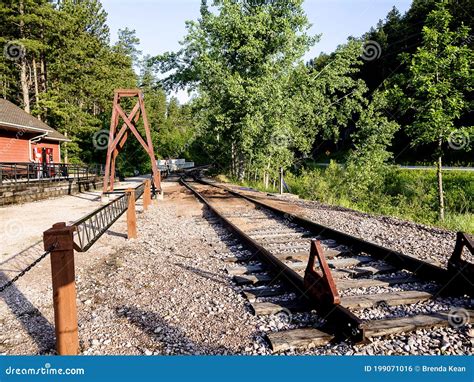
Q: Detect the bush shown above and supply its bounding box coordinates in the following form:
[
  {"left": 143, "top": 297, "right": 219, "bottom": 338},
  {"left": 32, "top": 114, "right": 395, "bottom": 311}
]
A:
[{"left": 284, "top": 167, "right": 473, "bottom": 233}]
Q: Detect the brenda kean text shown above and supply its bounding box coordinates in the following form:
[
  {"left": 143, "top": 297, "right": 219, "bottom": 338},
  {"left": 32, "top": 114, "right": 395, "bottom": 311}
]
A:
[{"left": 364, "top": 365, "right": 467, "bottom": 373}]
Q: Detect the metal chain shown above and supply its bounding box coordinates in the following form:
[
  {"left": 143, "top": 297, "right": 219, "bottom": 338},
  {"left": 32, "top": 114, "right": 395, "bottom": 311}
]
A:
[{"left": 0, "top": 245, "right": 56, "bottom": 293}]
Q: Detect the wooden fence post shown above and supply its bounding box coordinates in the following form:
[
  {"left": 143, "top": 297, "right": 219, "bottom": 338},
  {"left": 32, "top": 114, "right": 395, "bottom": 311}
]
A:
[
  {"left": 143, "top": 179, "right": 151, "bottom": 211},
  {"left": 126, "top": 188, "right": 137, "bottom": 239},
  {"left": 43, "top": 222, "right": 79, "bottom": 355}
]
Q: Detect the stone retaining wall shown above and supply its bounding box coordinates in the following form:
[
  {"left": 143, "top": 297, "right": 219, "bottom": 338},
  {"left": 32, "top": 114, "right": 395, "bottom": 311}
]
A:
[{"left": 0, "top": 177, "right": 103, "bottom": 206}]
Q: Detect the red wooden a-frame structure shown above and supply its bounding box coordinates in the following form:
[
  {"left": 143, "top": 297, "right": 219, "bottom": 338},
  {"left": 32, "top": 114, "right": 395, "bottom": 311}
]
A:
[{"left": 103, "top": 89, "right": 161, "bottom": 192}]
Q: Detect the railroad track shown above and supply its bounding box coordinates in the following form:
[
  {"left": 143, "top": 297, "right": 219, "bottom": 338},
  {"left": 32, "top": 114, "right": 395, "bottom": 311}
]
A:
[{"left": 180, "top": 176, "right": 473, "bottom": 353}]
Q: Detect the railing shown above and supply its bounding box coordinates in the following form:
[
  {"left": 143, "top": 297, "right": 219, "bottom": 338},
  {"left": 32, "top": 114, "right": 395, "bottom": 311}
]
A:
[
  {"left": 0, "top": 162, "right": 104, "bottom": 185},
  {"left": 72, "top": 181, "right": 146, "bottom": 252},
  {"left": 40, "top": 178, "right": 153, "bottom": 354}
]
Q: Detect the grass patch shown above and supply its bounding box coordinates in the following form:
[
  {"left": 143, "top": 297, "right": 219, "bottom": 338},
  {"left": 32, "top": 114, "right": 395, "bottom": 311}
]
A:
[{"left": 231, "top": 167, "right": 473, "bottom": 234}]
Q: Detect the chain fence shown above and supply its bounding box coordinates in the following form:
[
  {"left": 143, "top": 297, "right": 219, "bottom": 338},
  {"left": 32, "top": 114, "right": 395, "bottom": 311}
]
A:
[
  {"left": 0, "top": 180, "right": 148, "bottom": 292},
  {"left": 0, "top": 245, "right": 56, "bottom": 293}
]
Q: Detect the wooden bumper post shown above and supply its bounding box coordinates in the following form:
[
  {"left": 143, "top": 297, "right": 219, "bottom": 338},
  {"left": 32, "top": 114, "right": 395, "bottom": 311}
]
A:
[
  {"left": 143, "top": 179, "right": 151, "bottom": 211},
  {"left": 43, "top": 222, "right": 79, "bottom": 355},
  {"left": 126, "top": 188, "right": 137, "bottom": 239}
]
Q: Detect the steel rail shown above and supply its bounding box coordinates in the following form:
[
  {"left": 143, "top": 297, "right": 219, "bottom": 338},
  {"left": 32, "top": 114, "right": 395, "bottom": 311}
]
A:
[
  {"left": 194, "top": 177, "right": 453, "bottom": 289},
  {"left": 180, "top": 177, "right": 364, "bottom": 342}
]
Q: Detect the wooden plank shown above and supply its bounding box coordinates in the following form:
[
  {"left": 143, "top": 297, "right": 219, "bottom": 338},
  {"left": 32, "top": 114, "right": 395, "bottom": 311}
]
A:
[
  {"left": 364, "top": 310, "right": 474, "bottom": 337},
  {"left": 252, "top": 263, "right": 386, "bottom": 279},
  {"left": 270, "top": 243, "right": 310, "bottom": 250},
  {"left": 265, "top": 239, "right": 312, "bottom": 248},
  {"left": 268, "top": 328, "right": 334, "bottom": 352},
  {"left": 336, "top": 264, "right": 396, "bottom": 278},
  {"left": 233, "top": 274, "right": 274, "bottom": 286},
  {"left": 243, "top": 286, "right": 288, "bottom": 302},
  {"left": 250, "top": 231, "right": 305, "bottom": 239},
  {"left": 226, "top": 264, "right": 264, "bottom": 275},
  {"left": 341, "top": 290, "right": 432, "bottom": 309},
  {"left": 257, "top": 234, "right": 313, "bottom": 244},
  {"left": 223, "top": 255, "right": 252, "bottom": 263},
  {"left": 328, "top": 256, "right": 372, "bottom": 268},
  {"left": 250, "top": 299, "right": 307, "bottom": 315},
  {"left": 336, "top": 275, "right": 420, "bottom": 290},
  {"left": 352, "top": 264, "right": 397, "bottom": 276},
  {"left": 273, "top": 248, "right": 345, "bottom": 261}
]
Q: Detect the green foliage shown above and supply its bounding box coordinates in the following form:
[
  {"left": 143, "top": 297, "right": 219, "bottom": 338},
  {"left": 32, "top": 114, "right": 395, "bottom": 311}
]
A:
[
  {"left": 282, "top": 167, "right": 474, "bottom": 233},
  {"left": 0, "top": 0, "right": 137, "bottom": 163},
  {"left": 153, "top": 0, "right": 320, "bottom": 179},
  {"left": 345, "top": 91, "right": 399, "bottom": 201},
  {"left": 0, "top": 0, "right": 197, "bottom": 170},
  {"left": 402, "top": 1, "right": 473, "bottom": 150}
]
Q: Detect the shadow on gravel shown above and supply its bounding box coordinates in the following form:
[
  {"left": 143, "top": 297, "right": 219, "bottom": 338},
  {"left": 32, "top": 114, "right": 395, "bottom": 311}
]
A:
[
  {"left": 115, "top": 306, "right": 231, "bottom": 355},
  {"left": 0, "top": 240, "right": 44, "bottom": 271},
  {"left": 174, "top": 263, "right": 228, "bottom": 285},
  {"left": 0, "top": 271, "right": 55, "bottom": 354}
]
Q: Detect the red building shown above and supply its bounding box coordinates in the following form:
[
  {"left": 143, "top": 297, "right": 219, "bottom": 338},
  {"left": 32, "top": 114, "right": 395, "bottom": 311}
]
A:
[{"left": 0, "top": 99, "right": 69, "bottom": 164}]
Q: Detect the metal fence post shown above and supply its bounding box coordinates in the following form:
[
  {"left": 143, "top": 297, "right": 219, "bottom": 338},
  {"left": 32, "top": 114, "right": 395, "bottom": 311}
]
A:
[
  {"left": 43, "top": 222, "right": 79, "bottom": 355},
  {"left": 143, "top": 179, "right": 151, "bottom": 211},
  {"left": 126, "top": 188, "right": 137, "bottom": 239}
]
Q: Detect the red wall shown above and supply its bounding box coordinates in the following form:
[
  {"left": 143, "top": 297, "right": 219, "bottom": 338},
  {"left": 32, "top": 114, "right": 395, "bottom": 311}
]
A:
[
  {"left": 0, "top": 131, "right": 31, "bottom": 162},
  {"left": 0, "top": 130, "right": 60, "bottom": 162}
]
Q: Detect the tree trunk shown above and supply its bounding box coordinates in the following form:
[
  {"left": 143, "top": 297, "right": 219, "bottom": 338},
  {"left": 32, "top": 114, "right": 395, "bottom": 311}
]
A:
[
  {"left": 33, "top": 57, "right": 41, "bottom": 120},
  {"left": 40, "top": 54, "right": 47, "bottom": 92},
  {"left": 437, "top": 138, "right": 445, "bottom": 222},
  {"left": 237, "top": 150, "right": 245, "bottom": 182},
  {"left": 19, "top": 0, "right": 30, "bottom": 113},
  {"left": 436, "top": 137, "right": 444, "bottom": 222},
  {"left": 230, "top": 142, "right": 236, "bottom": 178},
  {"left": 279, "top": 167, "right": 284, "bottom": 194}
]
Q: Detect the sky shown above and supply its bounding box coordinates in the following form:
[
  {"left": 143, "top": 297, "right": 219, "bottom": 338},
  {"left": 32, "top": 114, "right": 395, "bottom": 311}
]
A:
[{"left": 101, "top": 0, "right": 413, "bottom": 102}]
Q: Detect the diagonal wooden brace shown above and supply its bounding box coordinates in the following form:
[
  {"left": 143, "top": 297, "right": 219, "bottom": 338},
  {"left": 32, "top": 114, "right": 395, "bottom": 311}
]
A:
[
  {"left": 103, "top": 89, "right": 162, "bottom": 193},
  {"left": 304, "top": 239, "right": 340, "bottom": 306}
]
